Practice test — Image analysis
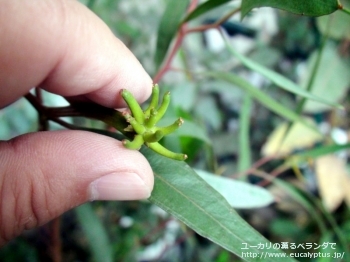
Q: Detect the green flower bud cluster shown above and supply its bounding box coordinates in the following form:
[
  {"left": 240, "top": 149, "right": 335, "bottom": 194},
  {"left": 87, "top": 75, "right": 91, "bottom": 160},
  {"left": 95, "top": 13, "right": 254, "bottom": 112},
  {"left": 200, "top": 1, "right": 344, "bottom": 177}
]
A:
[{"left": 120, "top": 84, "right": 187, "bottom": 161}]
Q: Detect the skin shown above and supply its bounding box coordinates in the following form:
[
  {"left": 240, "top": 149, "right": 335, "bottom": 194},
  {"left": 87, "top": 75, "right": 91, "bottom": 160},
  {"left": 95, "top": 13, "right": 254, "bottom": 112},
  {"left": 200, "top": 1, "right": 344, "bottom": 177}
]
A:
[{"left": 0, "top": 0, "right": 154, "bottom": 245}]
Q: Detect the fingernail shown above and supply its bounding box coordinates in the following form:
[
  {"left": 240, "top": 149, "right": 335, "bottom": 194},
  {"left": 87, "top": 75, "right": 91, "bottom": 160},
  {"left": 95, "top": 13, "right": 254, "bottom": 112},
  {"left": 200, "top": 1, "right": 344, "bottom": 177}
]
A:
[{"left": 89, "top": 173, "right": 151, "bottom": 201}]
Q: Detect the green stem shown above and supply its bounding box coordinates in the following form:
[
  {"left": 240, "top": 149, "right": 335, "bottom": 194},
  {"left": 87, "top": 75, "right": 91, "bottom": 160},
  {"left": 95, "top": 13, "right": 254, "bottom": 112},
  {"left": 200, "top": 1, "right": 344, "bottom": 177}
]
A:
[{"left": 341, "top": 7, "right": 350, "bottom": 16}]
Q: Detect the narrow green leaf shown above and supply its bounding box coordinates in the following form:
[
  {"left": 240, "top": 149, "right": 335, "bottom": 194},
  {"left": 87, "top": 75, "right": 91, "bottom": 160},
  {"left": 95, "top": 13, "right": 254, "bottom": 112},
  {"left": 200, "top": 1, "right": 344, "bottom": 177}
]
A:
[
  {"left": 238, "top": 94, "right": 252, "bottom": 172},
  {"left": 241, "top": 0, "right": 340, "bottom": 19},
  {"left": 288, "top": 143, "right": 350, "bottom": 163},
  {"left": 154, "top": 0, "right": 189, "bottom": 70},
  {"left": 206, "top": 71, "right": 317, "bottom": 131},
  {"left": 145, "top": 147, "right": 295, "bottom": 261},
  {"left": 195, "top": 169, "right": 274, "bottom": 208},
  {"left": 182, "top": 0, "right": 232, "bottom": 23},
  {"left": 75, "top": 203, "right": 113, "bottom": 262},
  {"left": 299, "top": 41, "right": 350, "bottom": 113},
  {"left": 226, "top": 42, "right": 341, "bottom": 108},
  {"left": 317, "top": 8, "right": 350, "bottom": 40}
]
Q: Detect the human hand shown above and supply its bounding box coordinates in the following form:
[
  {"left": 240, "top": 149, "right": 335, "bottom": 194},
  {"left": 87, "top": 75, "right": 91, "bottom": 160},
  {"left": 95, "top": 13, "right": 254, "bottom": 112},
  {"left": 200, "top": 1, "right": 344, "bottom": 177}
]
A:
[{"left": 0, "top": 0, "right": 154, "bottom": 246}]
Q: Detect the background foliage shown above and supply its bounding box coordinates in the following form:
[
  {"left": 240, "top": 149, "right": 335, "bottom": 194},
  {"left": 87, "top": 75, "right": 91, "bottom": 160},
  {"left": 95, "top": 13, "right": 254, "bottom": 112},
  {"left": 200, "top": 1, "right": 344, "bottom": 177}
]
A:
[{"left": 1, "top": 0, "right": 350, "bottom": 261}]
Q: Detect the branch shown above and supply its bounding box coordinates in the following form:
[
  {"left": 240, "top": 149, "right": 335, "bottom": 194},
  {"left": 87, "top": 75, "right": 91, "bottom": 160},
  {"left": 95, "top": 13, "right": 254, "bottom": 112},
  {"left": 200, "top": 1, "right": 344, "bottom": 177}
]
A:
[
  {"left": 153, "top": 26, "right": 187, "bottom": 83},
  {"left": 25, "top": 92, "right": 131, "bottom": 137},
  {"left": 153, "top": 0, "right": 199, "bottom": 83},
  {"left": 185, "top": 7, "right": 241, "bottom": 34},
  {"left": 153, "top": 5, "right": 241, "bottom": 83}
]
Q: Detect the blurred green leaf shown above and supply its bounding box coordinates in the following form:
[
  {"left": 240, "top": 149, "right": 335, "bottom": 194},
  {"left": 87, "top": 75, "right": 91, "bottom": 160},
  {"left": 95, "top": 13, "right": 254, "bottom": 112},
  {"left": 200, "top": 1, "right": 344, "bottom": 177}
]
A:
[
  {"left": 145, "top": 147, "right": 294, "bottom": 261},
  {"left": 86, "top": 0, "right": 97, "bottom": 9},
  {"left": 75, "top": 203, "right": 113, "bottom": 262},
  {"left": 0, "top": 240, "right": 38, "bottom": 262},
  {"left": 270, "top": 219, "right": 303, "bottom": 238},
  {"left": 171, "top": 82, "right": 197, "bottom": 111},
  {"left": 195, "top": 169, "right": 274, "bottom": 208},
  {"left": 292, "top": 144, "right": 350, "bottom": 160},
  {"left": 299, "top": 42, "right": 350, "bottom": 113},
  {"left": 155, "top": 0, "right": 189, "bottom": 70},
  {"left": 226, "top": 41, "right": 341, "bottom": 108},
  {"left": 194, "top": 95, "right": 223, "bottom": 131},
  {"left": 206, "top": 71, "right": 316, "bottom": 130},
  {"left": 241, "top": 0, "right": 339, "bottom": 19},
  {"left": 317, "top": 7, "right": 350, "bottom": 40},
  {"left": 180, "top": 136, "right": 205, "bottom": 162},
  {"left": 0, "top": 99, "right": 37, "bottom": 139},
  {"left": 182, "top": 0, "right": 232, "bottom": 22},
  {"left": 238, "top": 94, "right": 252, "bottom": 172}
]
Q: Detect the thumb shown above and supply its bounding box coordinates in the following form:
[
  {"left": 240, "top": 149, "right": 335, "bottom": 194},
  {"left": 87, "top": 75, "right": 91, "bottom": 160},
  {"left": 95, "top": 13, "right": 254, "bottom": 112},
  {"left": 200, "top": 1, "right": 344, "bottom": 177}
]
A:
[{"left": 0, "top": 130, "right": 153, "bottom": 245}]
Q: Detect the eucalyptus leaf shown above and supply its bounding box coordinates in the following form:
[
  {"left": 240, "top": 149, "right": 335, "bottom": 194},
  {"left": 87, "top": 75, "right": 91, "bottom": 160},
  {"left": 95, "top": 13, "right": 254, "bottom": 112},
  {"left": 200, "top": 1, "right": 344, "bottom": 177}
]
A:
[
  {"left": 238, "top": 95, "right": 252, "bottom": 171},
  {"left": 154, "top": 0, "right": 189, "bottom": 69},
  {"left": 206, "top": 71, "right": 318, "bottom": 131},
  {"left": 287, "top": 143, "right": 350, "bottom": 166},
  {"left": 194, "top": 95, "right": 223, "bottom": 131},
  {"left": 241, "top": 0, "right": 340, "bottom": 19},
  {"left": 171, "top": 82, "right": 197, "bottom": 111},
  {"left": 226, "top": 41, "right": 340, "bottom": 108},
  {"left": 317, "top": 8, "right": 350, "bottom": 40},
  {"left": 195, "top": 169, "right": 275, "bottom": 208},
  {"left": 299, "top": 42, "right": 350, "bottom": 113},
  {"left": 144, "top": 147, "right": 294, "bottom": 261}
]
